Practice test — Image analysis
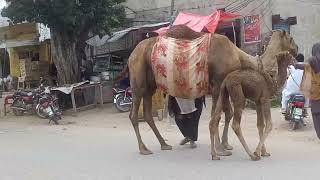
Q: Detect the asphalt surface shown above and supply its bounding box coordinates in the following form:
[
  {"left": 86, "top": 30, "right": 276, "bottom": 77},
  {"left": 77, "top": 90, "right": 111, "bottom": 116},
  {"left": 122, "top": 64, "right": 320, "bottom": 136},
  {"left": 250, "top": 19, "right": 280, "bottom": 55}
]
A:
[{"left": 0, "top": 102, "right": 320, "bottom": 180}]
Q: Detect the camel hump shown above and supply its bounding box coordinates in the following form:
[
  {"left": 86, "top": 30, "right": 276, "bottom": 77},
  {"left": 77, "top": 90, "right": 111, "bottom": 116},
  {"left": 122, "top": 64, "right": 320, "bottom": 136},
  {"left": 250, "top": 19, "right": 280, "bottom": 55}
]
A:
[{"left": 165, "top": 25, "right": 205, "bottom": 40}]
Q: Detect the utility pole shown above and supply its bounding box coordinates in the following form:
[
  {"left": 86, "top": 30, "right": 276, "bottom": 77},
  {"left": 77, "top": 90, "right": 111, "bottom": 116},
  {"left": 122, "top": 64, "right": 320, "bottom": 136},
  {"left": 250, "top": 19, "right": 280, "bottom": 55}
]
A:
[
  {"left": 163, "top": 0, "right": 175, "bottom": 120},
  {"left": 170, "top": 0, "right": 175, "bottom": 24}
]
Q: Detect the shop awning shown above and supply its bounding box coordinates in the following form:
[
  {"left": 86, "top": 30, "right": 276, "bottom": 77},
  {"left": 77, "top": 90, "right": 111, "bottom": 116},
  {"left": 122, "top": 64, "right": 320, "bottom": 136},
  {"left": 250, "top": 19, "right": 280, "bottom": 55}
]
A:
[
  {"left": 0, "top": 39, "right": 39, "bottom": 48},
  {"left": 155, "top": 10, "right": 241, "bottom": 35},
  {"left": 86, "top": 22, "right": 170, "bottom": 47}
]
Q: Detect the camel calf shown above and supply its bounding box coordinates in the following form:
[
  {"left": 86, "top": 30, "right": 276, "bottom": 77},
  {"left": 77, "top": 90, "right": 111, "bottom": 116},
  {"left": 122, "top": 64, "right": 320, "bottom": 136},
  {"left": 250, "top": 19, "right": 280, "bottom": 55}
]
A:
[{"left": 210, "top": 51, "right": 295, "bottom": 160}]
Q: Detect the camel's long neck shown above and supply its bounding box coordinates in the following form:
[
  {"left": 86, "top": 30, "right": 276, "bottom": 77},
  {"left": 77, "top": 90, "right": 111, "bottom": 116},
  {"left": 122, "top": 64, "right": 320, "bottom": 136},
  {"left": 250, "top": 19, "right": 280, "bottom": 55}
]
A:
[
  {"left": 261, "top": 40, "right": 283, "bottom": 72},
  {"left": 237, "top": 48, "right": 259, "bottom": 70}
]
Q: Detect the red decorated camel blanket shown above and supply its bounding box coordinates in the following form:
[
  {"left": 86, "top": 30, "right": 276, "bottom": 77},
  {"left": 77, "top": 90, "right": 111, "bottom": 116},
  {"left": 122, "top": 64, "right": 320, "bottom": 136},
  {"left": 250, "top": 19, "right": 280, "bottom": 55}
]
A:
[{"left": 151, "top": 34, "right": 211, "bottom": 99}]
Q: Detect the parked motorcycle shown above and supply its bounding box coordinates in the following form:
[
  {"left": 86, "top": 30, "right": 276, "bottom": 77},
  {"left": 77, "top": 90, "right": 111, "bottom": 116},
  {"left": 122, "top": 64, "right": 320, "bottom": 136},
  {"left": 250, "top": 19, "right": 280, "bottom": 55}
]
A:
[
  {"left": 35, "top": 87, "right": 62, "bottom": 125},
  {"left": 284, "top": 93, "right": 307, "bottom": 130},
  {"left": 113, "top": 87, "right": 132, "bottom": 112},
  {"left": 11, "top": 79, "right": 62, "bottom": 124},
  {"left": 11, "top": 89, "right": 42, "bottom": 116}
]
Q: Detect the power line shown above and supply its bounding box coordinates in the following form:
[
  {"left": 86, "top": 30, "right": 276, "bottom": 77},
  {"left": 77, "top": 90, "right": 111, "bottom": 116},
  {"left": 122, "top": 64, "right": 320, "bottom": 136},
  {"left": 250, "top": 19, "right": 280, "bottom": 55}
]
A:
[
  {"left": 225, "top": 0, "right": 242, "bottom": 8},
  {"left": 294, "top": 0, "right": 320, "bottom": 5},
  {"left": 259, "top": 0, "right": 273, "bottom": 32},
  {"left": 228, "top": 0, "right": 256, "bottom": 13},
  {"left": 125, "top": 0, "right": 227, "bottom": 16},
  {"left": 226, "top": 0, "right": 250, "bottom": 12},
  {"left": 242, "top": 0, "right": 268, "bottom": 16}
]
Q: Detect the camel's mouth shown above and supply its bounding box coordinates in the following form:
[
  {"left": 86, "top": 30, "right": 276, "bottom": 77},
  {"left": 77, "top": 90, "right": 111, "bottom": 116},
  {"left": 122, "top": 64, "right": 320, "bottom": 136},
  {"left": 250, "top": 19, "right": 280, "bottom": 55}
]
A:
[{"left": 289, "top": 48, "right": 298, "bottom": 58}]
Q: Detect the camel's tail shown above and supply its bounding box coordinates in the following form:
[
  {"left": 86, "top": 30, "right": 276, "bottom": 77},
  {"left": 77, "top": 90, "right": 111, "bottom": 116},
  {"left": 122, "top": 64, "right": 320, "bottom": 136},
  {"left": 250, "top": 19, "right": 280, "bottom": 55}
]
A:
[{"left": 114, "top": 63, "right": 129, "bottom": 81}]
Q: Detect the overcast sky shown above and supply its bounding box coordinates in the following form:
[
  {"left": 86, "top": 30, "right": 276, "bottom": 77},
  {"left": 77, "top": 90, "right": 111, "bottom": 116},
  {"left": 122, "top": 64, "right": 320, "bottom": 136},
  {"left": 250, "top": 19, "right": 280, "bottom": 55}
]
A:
[{"left": 0, "top": 0, "right": 5, "bottom": 9}]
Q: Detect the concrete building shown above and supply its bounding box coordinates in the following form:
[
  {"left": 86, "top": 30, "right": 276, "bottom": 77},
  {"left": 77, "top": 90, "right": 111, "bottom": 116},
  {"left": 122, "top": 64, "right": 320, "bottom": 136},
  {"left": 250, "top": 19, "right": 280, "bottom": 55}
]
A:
[{"left": 124, "top": 0, "right": 320, "bottom": 58}]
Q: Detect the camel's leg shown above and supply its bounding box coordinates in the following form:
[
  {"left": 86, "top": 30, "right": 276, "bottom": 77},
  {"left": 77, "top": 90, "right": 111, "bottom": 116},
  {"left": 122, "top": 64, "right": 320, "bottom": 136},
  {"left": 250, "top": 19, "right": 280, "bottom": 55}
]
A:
[
  {"left": 212, "top": 84, "right": 233, "bottom": 151},
  {"left": 229, "top": 87, "right": 259, "bottom": 161},
  {"left": 130, "top": 94, "right": 152, "bottom": 155},
  {"left": 232, "top": 107, "right": 260, "bottom": 161},
  {"left": 143, "top": 95, "right": 172, "bottom": 151},
  {"left": 210, "top": 88, "right": 232, "bottom": 160},
  {"left": 256, "top": 103, "right": 270, "bottom": 157},
  {"left": 254, "top": 102, "right": 273, "bottom": 158},
  {"left": 221, "top": 100, "right": 234, "bottom": 150},
  {"left": 209, "top": 117, "right": 220, "bottom": 160}
]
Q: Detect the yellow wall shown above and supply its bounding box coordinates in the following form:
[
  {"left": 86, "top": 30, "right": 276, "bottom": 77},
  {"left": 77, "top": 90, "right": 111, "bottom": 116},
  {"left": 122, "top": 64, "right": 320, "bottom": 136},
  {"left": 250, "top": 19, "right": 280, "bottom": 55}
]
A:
[
  {"left": 8, "top": 46, "right": 39, "bottom": 77},
  {"left": 2, "top": 23, "right": 51, "bottom": 78},
  {"left": 39, "top": 41, "right": 50, "bottom": 62},
  {"left": 8, "top": 48, "right": 20, "bottom": 77}
]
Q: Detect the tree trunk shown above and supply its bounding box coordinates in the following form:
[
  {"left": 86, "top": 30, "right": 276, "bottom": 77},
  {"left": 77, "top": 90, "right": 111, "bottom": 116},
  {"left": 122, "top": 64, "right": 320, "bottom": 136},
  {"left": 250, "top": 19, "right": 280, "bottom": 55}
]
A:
[
  {"left": 76, "top": 30, "right": 89, "bottom": 64},
  {"left": 51, "top": 28, "right": 80, "bottom": 85}
]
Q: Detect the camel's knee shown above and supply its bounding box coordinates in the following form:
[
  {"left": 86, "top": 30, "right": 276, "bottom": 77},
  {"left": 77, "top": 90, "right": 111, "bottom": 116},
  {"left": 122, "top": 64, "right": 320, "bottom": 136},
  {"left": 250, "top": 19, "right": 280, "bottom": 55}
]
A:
[
  {"left": 231, "top": 121, "right": 241, "bottom": 135},
  {"left": 209, "top": 116, "right": 220, "bottom": 131},
  {"left": 265, "top": 122, "right": 273, "bottom": 133},
  {"left": 209, "top": 119, "right": 217, "bottom": 131},
  {"left": 129, "top": 114, "right": 139, "bottom": 126},
  {"left": 257, "top": 120, "right": 265, "bottom": 131},
  {"left": 225, "top": 111, "right": 233, "bottom": 122}
]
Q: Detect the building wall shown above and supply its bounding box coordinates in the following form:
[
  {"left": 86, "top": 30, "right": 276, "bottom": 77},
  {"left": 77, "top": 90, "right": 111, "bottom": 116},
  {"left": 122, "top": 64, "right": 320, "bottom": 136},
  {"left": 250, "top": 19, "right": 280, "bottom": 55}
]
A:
[
  {"left": 125, "top": 0, "right": 227, "bottom": 25},
  {"left": 125, "top": 0, "right": 320, "bottom": 57},
  {"left": 272, "top": 0, "right": 320, "bottom": 58},
  {"left": 8, "top": 46, "right": 38, "bottom": 77},
  {"left": 124, "top": 0, "right": 273, "bottom": 55}
]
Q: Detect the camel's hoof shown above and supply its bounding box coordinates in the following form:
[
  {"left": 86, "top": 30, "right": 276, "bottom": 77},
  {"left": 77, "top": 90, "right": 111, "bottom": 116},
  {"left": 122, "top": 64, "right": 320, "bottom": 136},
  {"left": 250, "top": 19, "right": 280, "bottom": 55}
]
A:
[
  {"left": 161, "top": 144, "right": 173, "bottom": 151},
  {"left": 212, "top": 155, "right": 221, "bottom": 160},
  {"left": 251, "top": 155, "right": 261, "bottom": 161},
  {"left": 221, "top": 143, "right": 233, "bottom": 150},
  {"left": 139, "top": 149, "right": 153, "bottom": 155},
  {"left": 261, "top": 152, "right": 271, "bottom": 157},
  {"left": 217, "top": 150, "right": 232, "bottom": 156},
  {"left": 251, "top": 152, "right": 261, "bottom": 161}
]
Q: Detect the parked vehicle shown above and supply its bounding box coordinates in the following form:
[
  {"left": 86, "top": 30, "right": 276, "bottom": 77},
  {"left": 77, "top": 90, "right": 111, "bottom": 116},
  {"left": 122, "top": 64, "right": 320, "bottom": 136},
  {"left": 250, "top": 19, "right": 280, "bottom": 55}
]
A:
[
  {"left": 35, "top": 87, "right": 62, "bottom": 125},
  {"left": 11, "top": 89, "right": 42, "bottom": 116},
  {"left": 11, "top": 78, "right": 62, "bottom": 124},
  {"left": 283, "top": 93, "right": 307, "bottom": 130},
  {"left": 113, "top": 87, "right": 132, "bottom": 112}
]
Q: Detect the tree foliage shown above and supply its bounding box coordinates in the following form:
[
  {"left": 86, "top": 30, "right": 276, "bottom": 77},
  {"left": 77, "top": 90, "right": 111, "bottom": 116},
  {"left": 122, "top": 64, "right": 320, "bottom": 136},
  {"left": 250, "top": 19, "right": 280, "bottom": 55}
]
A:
[
  {"left": 2, "top": 0, "right": 126, "bottom": 37},
  {"left": 1, "top": 0, "right": 127, "bottom": 84}
]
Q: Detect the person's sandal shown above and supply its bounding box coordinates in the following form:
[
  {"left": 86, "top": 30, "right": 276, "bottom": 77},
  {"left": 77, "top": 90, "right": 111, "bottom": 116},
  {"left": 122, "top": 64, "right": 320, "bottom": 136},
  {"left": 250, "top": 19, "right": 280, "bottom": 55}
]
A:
[
  {"left": 190, "top": 141, "right": 197, "bottom": 149},
  {"left": 179, "top": 138, "right": 190, "bottom": 145}
]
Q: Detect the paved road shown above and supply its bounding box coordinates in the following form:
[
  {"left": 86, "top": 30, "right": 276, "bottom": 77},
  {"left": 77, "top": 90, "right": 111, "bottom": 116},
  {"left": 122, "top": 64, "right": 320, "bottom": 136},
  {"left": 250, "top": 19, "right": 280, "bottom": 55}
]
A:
[{"left": 0, "top": 103, "right": 320, "bottom": 180}]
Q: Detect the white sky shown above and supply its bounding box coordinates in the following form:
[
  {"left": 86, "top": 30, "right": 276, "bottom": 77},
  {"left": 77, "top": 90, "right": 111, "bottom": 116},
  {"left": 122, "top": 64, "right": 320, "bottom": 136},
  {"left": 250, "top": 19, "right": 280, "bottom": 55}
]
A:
[{"left": 0, "top": 0, "right": 5, "bottom": 9}]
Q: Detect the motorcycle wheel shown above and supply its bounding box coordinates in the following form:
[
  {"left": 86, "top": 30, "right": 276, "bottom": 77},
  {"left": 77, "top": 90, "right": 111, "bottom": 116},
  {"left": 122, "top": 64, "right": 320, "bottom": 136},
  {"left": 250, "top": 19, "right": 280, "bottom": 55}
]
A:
[
  {"left": 292, "top": 121, "right": 300, "bottom": 130},
  {"left": 51, "top": 116, "right": 59, "bottom": 125},
  {"left": 115, "top": 94, "right": 132, "bottom": 112},
  {"left": 12, "top": 99, "right": 24, "bottom": 116},
  {"left": 36, "top": 105, "right": 49, "bottom": 119}
]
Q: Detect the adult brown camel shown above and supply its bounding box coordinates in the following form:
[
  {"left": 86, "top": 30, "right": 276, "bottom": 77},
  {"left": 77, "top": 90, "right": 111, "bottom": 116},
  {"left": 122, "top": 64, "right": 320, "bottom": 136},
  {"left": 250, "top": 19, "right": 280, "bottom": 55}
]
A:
[
  {"left": 127, "top": 25, "right": 298, "bottom": 155},
  {"left": 210, "top": 51, "right": 295, "bottom": 160}
]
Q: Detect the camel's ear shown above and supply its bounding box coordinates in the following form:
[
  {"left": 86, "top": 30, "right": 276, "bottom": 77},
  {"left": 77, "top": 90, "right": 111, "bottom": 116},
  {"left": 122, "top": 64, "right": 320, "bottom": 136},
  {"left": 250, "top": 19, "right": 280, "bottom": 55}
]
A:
[{"left": 282, "top": 30, "right": 286, "bottom": 37}]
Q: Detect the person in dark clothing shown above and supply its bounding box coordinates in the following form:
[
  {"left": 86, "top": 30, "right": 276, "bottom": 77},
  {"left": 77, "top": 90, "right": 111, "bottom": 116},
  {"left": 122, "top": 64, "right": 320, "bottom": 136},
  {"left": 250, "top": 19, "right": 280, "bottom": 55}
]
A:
[
  {"left": 168, "top": 96, "right": 205, "bottom": 148},
  {"left": 295, "top": 43, "right": 320, "bottom": 139},
  {"left": 296, "top": 53, "right": 305, "bottom": 62}
]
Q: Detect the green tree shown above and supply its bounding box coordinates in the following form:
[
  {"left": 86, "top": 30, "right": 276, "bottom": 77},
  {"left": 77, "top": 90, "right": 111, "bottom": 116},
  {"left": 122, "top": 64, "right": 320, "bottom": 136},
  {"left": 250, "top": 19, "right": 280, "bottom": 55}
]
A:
[{"left": 2, "top": 0, "right": 126, "bottom": 84}]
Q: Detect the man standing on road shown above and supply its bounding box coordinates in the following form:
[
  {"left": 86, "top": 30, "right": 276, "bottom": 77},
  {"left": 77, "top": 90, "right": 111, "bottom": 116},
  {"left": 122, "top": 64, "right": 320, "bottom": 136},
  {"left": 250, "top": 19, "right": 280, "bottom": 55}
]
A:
[{"left": 168, "top": 96, "right": 205, "bottom": 148}]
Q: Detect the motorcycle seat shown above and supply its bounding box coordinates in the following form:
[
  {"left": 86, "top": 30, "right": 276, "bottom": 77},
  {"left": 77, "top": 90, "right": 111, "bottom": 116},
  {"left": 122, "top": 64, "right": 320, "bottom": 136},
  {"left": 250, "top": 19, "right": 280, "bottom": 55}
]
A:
[
  {"left": 289, "top": 94, "right": 305, "bottom": 102},
  {"left": 15, "top": 91, "right": 34, "bottom": 97},
  {"left": 113, "top": 88, "right": 126, "bottom": 93}
]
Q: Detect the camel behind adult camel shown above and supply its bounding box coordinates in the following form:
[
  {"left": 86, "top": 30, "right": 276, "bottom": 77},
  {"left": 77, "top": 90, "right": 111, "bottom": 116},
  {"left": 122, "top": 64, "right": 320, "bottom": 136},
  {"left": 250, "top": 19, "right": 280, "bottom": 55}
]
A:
[
  {"left": 127, "top": 25, "right": 298, "bottom": 155},
  {"left": 210, "top": 51, "right": 296, "bottom": 160}
]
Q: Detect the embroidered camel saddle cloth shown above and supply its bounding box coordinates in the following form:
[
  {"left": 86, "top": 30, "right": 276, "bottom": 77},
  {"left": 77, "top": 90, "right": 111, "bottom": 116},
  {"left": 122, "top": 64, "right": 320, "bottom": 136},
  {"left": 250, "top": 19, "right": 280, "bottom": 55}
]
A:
[{"left": 151, "top": 34, "right": 211, "bottom": 99}]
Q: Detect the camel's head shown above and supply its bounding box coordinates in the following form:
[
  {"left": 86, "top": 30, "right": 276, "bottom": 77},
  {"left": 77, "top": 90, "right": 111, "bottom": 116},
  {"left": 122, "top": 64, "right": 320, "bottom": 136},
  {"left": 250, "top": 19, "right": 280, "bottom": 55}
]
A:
[
  {"left": 273, "top": 51, "right": 296, "bottom": 91},
  {"left": 276, "top": 51, "right": 296, "bottom": 68},
  {"left": 271, "top": 30, "right": 298, "bottom": 57}
]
